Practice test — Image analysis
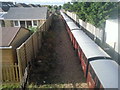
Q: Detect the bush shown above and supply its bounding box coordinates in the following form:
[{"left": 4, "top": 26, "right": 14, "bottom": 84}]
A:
[
  {"left": 1, "top": 83, "right": 20, "bottom": 89},
  {"left": 28, "top": 27, "right": 37, "bottom": 33}
]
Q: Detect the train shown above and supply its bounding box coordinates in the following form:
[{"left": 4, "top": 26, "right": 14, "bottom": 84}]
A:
[{"left": 60, "top": 11, "right": 120, "bottom": 89}]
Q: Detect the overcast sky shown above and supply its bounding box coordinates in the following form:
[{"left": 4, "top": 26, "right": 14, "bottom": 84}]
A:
[
  {"left": 0, "top": 0, "right": 119, "bottom": 5},
  {"left": 0, "top": 0, "right": 71, "bottom": 5}
]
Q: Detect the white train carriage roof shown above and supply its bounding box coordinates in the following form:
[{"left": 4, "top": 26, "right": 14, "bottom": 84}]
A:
[
  {"left": 90, "top": 60, "right": 120, "bottom": 89},
  {"left": 66, "top": 22, "right": 80, "bottom": 30},
  {"left": 80, "top": 43, "right": 111, "bottom": 59},
  {"left": 71, "top": 30, "right": 111, "bottom": 59},
  {"left": 65, "top": 18, "right": 73, "bottom": 22},
  {"left": 60, "top": 11, "right": 73, "bottom": 22},
  {"left": 60, "top": 11, "right": 69, "bottom": 19},
  {"left": 71, "top": 30, "right": 94, "bottom": 43}
]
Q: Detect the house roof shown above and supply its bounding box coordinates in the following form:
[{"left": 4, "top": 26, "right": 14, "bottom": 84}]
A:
[
  {"left": 3, "top": 7, "right": 48, "bottom": 20},
  {"left": 0, "top": 12, "right": 7, "bottom": 19},
  {"left": 15, "top": 3, "right": 31, "bottom": 7},
  {"left": 29, "top": 4, "right": 38, "bottom": 7},
  {"left": 0, "top": 8, "right": 3, "bottom": 12},
  {"left": 1, "top": 27, "right": 22, "bottom": 47},
  {"left": 0, "top": 2, "right": 15, "bottom": 12}
]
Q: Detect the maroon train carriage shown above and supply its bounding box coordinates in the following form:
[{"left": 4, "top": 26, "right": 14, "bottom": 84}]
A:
[
  {"left": 71, "top": 30, "right": 93, "bottom": 51},
  {"left": 60, "top": 11, "right": 120, "bottom": 89},
  {"left": 66, "top": 22, "right": 80, "bottom": 47},
  {"left": 60, "top": 11, "right": 119, "bottom": 90},
  {"left": 60, "top": 11, "right": 80, "bottom": 48},
  {"left": 70, "top": 30, "right": 111, "bottom": 77},
  {"left": 60, "top": 11, "right": 72, "bottom": 27},
  {"left": 60, "top": 11, "right": 64, "bottom": 21},
  {"left": 87, "top": 60, "right": 120, "bottom": 89},
  {"left": 80, "top": 43, "right": 111, "bottom": 77},
  {"left": 60, "top": 13, "right": 74, "bottom": 37}
]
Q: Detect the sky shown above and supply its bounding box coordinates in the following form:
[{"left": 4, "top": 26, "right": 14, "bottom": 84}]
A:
[{"left": 0, "top": 0, "right": 71, "bottom": 5}]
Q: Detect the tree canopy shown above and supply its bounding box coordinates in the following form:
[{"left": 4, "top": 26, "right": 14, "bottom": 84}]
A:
[{"left": 63, "top": 2, "right": 119, "bottom": 29}]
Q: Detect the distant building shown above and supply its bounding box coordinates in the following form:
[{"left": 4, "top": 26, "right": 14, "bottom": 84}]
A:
[
  {"left": 0, "top": 27, "right": 30, "bottom": 64},
  {"left": 0, "top": 2, "right": 15, "bottom": 12},
  {"left": 36, "top": 4, "right": 41, "bottom": 7},
  {"left": 2, "top": 7, "right": 48, "bottom": 28},
  {"left": 14, "top": 3, "right": 31, "bottom": 7},
  {"left": 29, "top": 4, "right": 38, "bottom": 7}
]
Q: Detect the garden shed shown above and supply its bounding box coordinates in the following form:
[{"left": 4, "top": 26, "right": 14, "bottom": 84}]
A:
[{"left": 0, "top": 27, "right": 30, "bottom": 64}]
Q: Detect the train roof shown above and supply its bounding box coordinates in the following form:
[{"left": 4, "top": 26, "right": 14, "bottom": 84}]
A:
[
  {"left": 60, "top": 11, "right": 70, "bottom": 20},
  {"left": 71, "top": 30, "right": 94, "bottom": 43},
  {"left": 90, "top": 60, "right": 120, "bottom": 89},
  {"left": 71, "top": 30, "right": 111, "bottom": 59},
  {"left": 60, "top": 11, "right": 80, "bottom": 30},
  {"left": 80, "top": 43, "right": 111, "bottom": 60},
  {"left": 66, "top": 22, "right": 80, "bottom": 30},
  {"left": 65, "top": 18, "right": 73, "bottom": 22}
]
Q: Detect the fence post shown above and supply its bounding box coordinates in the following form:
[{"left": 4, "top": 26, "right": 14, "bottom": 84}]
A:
[
  {"left": 16, "top": 49, "right": 23, "bottom": 82},
  {"left": 32, "top": 35, "right": 35, "bottom": 59}
]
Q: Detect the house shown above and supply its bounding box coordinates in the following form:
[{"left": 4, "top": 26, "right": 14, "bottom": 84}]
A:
[
  {"left": 14, "top": 3, "right": 31, "bottom": 7},
  {"left": 36, "top": 4, "right": 41, "bottom": 7},
  {"left": 0, "top": 2, "right": 15, "bottom": 12},
  {"left": 29, "top": 4, "right": 38, "bottom": 7},
  {"left": 0, "top": 27, "right": 30, "bottom": 64},
  {"left": 3, "top": 7, "right": 48, "bottom": 28}
]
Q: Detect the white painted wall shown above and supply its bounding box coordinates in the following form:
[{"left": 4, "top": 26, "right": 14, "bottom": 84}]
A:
[{"left": 105, "top": 19, "right": 118, "bottom": 53}]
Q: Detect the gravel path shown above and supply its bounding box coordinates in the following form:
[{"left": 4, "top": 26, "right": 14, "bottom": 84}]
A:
[{"left": 48, "top": 15, "right": 88, "bottom": 88}]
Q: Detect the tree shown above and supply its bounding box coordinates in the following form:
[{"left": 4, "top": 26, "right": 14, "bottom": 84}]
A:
[{"left": 63, "top": 2, "right": 119, "bottom": 29}]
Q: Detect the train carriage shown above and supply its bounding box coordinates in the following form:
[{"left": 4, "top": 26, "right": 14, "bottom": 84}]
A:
[
  {"left": 60, "top": 11, "right": 119, "bottom": 89},
  {"left": 80, "top": 43, "right": 111, "bottom": 77},
  {"left": 71, "top": 30, "right": 94, "bottom": 51},
  {"left": 71, "top": 30, "right": 111, "bottom": 77},
  {"left": 66, "top": 22, "right": 80, "bottom": 43},
  {"left": 87, "top": 60, "right": 120, "bottom": 89}
]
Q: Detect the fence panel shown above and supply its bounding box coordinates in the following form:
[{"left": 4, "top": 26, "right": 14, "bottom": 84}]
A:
[
  {"left": 17, "top": 44, "right": 27, "bottom": 75},
  {"left": 25, "top": 36, "right": 34, "bottom": 63},
  {"left": 37, "top": 31, "right": 42, "bottom": 49},
  {"left": 2, "top": 63, "right": 20, "bottom": 82},
  {"left": 32, "top": 32, "right": 39, "bottom": 58}
]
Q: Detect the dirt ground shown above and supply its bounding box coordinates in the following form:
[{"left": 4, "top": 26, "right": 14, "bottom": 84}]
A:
[
  {"left": 45, "top": 14, "right": 88, "bottom": 88},
  {"left": 28, "top": 14, "right": 88, "bottom": 88}
]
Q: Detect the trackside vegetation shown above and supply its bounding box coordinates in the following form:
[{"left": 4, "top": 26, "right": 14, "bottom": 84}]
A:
[{"left": 63, "top": 2, "right": 119, "bottom": 29}]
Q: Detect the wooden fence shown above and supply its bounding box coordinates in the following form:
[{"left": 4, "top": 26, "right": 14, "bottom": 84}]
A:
[
  {"left": 2, "top": 14, "right": 53, "bottom": 83},
  {"left": 2, "top": 63, "right": 20, "bottom": 83}
]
